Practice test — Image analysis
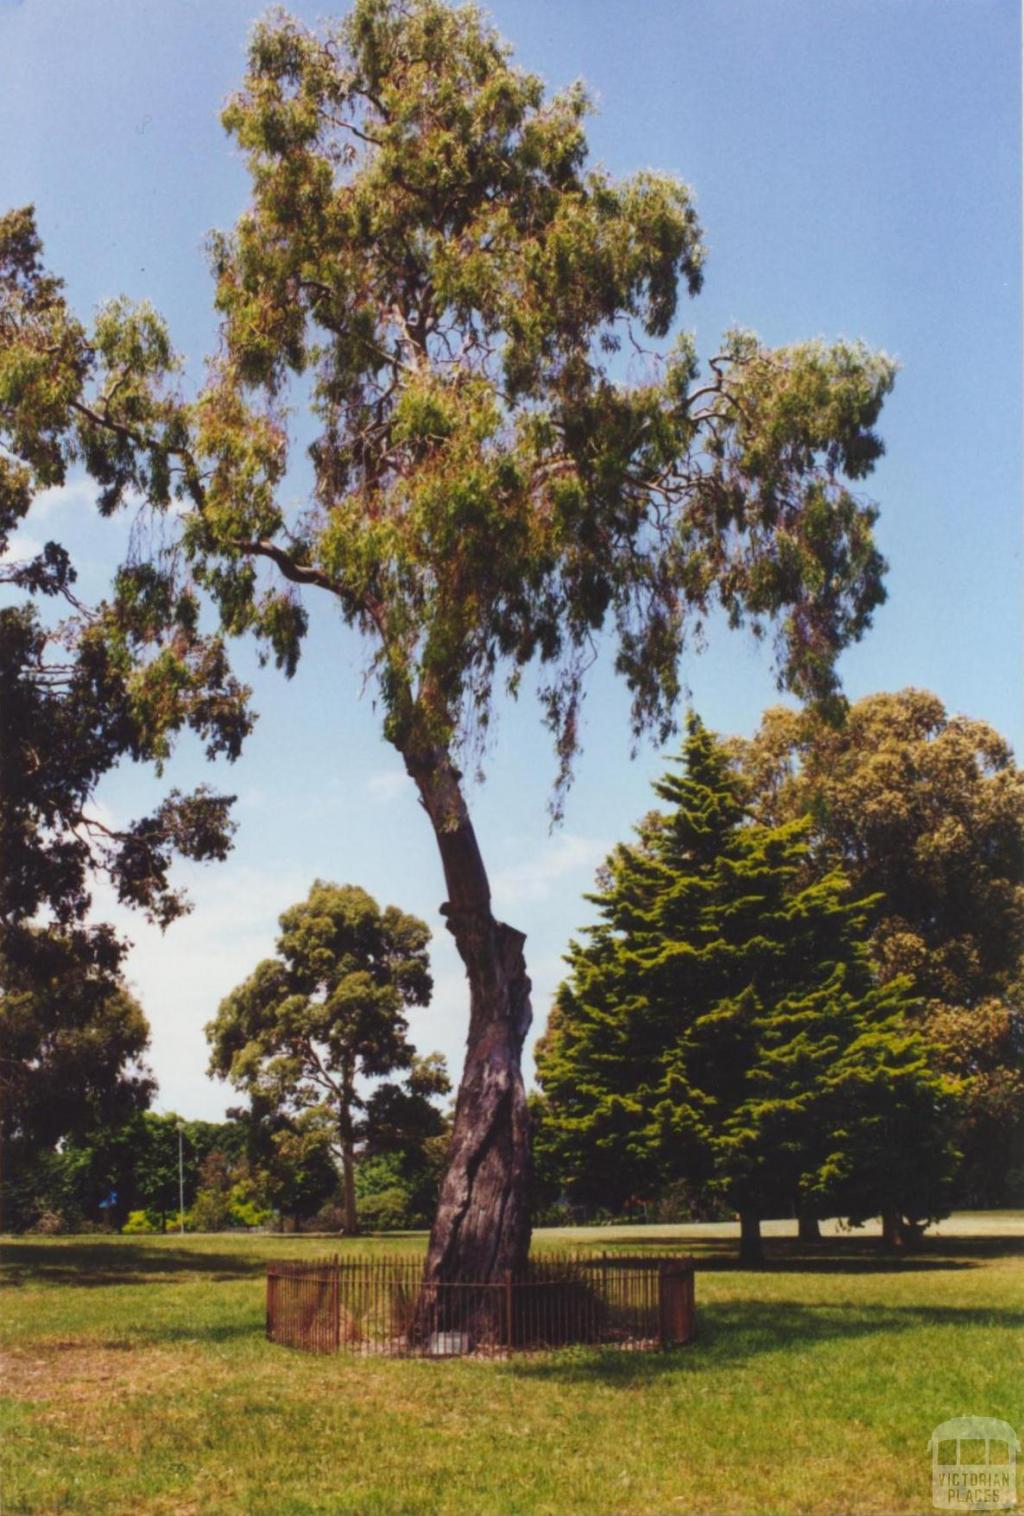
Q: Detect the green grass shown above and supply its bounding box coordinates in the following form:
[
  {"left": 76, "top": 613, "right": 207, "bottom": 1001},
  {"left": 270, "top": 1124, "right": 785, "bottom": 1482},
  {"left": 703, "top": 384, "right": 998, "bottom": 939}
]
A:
[{"left": 1, "top": 1217, "right": 1022, "bottom": 1515}]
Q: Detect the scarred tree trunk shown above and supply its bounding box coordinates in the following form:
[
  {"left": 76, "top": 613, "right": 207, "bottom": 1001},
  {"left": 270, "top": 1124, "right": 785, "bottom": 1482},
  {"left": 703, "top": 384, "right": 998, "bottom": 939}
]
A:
[{"left": 404, "top": 744, "right": 533, "bottom": 1287}]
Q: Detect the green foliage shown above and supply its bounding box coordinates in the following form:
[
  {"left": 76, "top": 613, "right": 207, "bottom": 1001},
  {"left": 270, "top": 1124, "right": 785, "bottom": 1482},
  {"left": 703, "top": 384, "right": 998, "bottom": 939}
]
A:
[
  {"left": 356, "top": 1185, "right": 415, "bottom": 1230},
  {"left": 353, "top": 1148, "right": 443, "bottom": 1229},
  {"left": 536, "top": 716, "right": 961, "bottom": 1236},
  {"left": 0, "top": 204, "right": 252, "bottom": 979},
  {"left": 2, "top": 1148, "right": 91, "bottom": 1236},
  {"left": 0, "top": 587, "right": 247, "bottom": 968},
  {"left": 254, "top": 1105, "right": 342, "bottom": 1223},
  {"left": 184, "top": 1149, "right": 274, "bottom": 1232},
  {"left": 121, "top": 1209, "right": 162, "bottom": 1235},
  {"left": 732, "top": 690, "right": 1024, "bottom": 1206},
  {"left": 0, "top": 940, "right": 152, "bottom": 1153},
  {"left": 359, "top": 1051, "right": 452, "bottom": 1217}
]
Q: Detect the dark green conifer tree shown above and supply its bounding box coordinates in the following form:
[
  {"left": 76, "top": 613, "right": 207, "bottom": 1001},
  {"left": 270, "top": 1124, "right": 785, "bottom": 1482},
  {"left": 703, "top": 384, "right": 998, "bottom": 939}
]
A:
[{"left": 536, "top": 717, "right": 960, "bottom": 1262}]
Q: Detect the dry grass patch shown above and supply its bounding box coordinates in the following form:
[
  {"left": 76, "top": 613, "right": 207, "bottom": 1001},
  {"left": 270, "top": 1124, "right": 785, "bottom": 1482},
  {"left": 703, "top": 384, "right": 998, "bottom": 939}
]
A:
[{"left": 1, "top": 1341, "right": 225, "bottom": 1407}]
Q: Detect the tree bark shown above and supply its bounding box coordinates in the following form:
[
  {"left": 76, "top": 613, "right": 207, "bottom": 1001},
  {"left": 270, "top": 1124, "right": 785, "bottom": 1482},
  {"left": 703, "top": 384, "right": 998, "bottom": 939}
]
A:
[
  {"left": 881, "top": 1208, "right": 922, "bottom": 1252},
  {"left": 739, "top": 1206, "right": 763, "bottom": 1266},
  {"left": 797, "top": 1205, "right": 822, "bottom": 1243},
  {"left": 404, "top": 743, "right": 533, "bottom": 1287},
  {"left": 339, "top": 1082, "right": 358, "bottom": 1236},
  {"left": 881, "top": 1207, "right": 904, "bottom": 1251}
]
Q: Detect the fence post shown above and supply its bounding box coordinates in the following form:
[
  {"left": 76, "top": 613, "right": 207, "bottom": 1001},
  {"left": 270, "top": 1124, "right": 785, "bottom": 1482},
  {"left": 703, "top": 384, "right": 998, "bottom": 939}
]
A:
[{"left": 658, "top": 1260, "right": 695, "bottom": 1348}]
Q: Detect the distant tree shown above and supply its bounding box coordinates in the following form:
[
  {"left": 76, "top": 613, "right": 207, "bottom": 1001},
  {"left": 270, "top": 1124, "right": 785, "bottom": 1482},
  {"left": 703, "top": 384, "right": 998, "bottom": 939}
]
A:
[
  {"left": 732, "top": 690, "right": 1024, "bottom": 1208},
  {"left": 207, "top": 881, "right": 434, "bottom": 1233},
  {"left": 2, "top": 1, "right": 900, "bottom": 1279},
  {"left": 186, "top": 1149, "right": 233, "bottom": 1232},
  {"left": 536, "top": 718, "right": 960, "bottom": 1262}
]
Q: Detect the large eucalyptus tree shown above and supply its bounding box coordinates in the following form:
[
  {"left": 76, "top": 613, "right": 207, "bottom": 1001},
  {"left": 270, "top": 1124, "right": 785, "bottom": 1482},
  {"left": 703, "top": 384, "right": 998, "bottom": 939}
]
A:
[{"left": 0, "top": 0, "right": 896, "bottom": 1281}]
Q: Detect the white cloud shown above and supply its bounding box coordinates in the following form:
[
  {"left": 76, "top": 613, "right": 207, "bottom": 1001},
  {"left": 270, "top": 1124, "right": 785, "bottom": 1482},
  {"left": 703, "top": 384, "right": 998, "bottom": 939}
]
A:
[
  {"left": 30, "top": 478, "right": 98, "bottom": 520},
  {"left": 88, "top": 862, "right": 311, "bottom": 1120},
  {"left": 1, "top": 531, "right": 44, "bottom": 564},
  {"left": 365, "top": 769, "right": 414, "bottom": 802},
  {"left": 491, "top": 833, "right": 608, "bottom": 911}
]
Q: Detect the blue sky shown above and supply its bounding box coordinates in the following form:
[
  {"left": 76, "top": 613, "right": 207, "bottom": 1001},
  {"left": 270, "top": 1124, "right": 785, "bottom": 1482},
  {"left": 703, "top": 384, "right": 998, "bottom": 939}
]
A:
[{"left": 3, "top": 0, "right": 1020, "bottom": 1120}]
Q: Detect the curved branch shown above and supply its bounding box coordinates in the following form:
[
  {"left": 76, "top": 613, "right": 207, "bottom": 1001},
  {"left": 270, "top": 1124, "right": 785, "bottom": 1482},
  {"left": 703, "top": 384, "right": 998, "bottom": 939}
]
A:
[{"left": 237, "top": 538, "right": 341, "bottom": 596}]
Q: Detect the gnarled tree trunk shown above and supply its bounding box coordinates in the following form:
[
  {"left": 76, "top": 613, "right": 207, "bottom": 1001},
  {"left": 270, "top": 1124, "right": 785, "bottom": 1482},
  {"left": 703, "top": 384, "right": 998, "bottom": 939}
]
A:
[{"left": 404, "top": 744, "right": 533, "bottom": 1290}]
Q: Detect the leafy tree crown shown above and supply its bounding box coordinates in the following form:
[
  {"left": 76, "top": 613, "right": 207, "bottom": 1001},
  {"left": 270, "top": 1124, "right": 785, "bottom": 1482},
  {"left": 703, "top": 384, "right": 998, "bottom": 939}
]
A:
[{"left": 2, "top": 1, "right": 895, "bottom": 815}]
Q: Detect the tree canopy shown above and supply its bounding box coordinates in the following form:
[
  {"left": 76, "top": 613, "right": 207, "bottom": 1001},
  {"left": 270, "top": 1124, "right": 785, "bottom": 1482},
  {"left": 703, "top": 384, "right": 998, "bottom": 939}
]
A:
[
  {"left": 0, "top": 589, "right": 244, "bottom": 976},
  {"left": 0, "top": 935, "right": 153, "bottom": 1154},
  {"left": 535, "top": 718, "right": 960, "bottom": 1261}
]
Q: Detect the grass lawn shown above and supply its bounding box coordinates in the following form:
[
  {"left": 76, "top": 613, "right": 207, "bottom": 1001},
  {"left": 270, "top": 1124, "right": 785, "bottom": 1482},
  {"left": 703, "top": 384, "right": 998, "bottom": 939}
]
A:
[{"left": 1, "top": 1216, "right": 1021, "bottom": 1515}]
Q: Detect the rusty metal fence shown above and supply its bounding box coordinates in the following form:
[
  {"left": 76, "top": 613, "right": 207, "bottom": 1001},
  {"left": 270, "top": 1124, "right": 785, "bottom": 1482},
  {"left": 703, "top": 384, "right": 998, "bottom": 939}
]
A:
[{"left": 266, "top": 1252, "right": 696, "bottom": 1357}]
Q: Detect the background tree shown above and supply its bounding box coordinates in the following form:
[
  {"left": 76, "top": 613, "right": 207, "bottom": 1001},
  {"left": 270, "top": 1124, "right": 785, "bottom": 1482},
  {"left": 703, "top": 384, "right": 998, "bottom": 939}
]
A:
[
  {"left": 360, "top": 1050, "right": 452, "bottom": 1225},
  {"left": 228, "top": 1100, "right": 341, "bottom": 1231},
  {"left": 0, "top": 932, "right": 154, "bottom": 1231},
  {"left": 536, "top": 718, "right": 960, "bottom": 1262},
  {"left": 2, "top": 0, "right": 900, "bottom": 1280},
  {"left": 207, "top": 880, "right": 435, "bottom": 1233},
  {"left": 731, "top": 689, "right": 1024, "bottom": 1206}
]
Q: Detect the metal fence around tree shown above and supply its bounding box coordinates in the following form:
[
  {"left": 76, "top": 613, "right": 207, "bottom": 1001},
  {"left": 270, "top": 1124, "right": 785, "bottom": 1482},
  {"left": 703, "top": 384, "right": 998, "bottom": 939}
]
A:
[{"left": 266, "top": 1252, "right": 696, "bottom": 1357}]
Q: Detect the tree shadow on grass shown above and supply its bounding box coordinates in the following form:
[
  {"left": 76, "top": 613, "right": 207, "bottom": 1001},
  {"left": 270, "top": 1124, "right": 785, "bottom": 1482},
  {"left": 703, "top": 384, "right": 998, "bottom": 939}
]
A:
[
  {"left": 0, "top": 1232, "right": 430, "bottom": 1289},
  {"left": 506, "top": 1298, "right": 1024, "bottom": 1384},
  {"left": 578, "top": 1234, "right": 1020, "bottom": 1274},
  {"left": 0, "top": 1239, "right": 270, "bottom": 1287},
  {"left": 133, "top": 1319, "right": 264, "bottom": 1346}
]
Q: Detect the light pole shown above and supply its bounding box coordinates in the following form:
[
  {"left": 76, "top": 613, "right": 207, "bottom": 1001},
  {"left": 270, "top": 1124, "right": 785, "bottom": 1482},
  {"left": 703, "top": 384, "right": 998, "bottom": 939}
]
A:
[{"left": 177, "top": 1120, "right": 185, "bottom": 1235}]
